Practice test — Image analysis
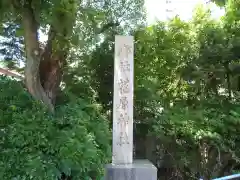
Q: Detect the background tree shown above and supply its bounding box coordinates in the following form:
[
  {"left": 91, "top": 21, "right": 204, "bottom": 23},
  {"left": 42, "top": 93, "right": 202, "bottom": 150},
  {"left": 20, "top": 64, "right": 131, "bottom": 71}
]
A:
[
  {"left": 0, "top": 0, "right": 146, "bottom": 179},
  {"left": 211, "top": 0, "right": 227, "bottom": 6},
  {"left": 0, "top": 0, "right": 146, "bottom": 112},
  {"left": 1, "top": 0, "right": 240, "bottom": 179}
]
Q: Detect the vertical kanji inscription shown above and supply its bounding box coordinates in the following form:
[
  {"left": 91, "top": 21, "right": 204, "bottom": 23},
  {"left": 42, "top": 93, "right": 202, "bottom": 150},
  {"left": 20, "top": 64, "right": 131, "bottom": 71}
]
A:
[
  {"left": 118, "top": 78, "right": 130, "bottom": 94},
  {"left": 117, "top": 112, "right": 130, "bottom": 146},
  {"left": 117, "top": 96, "right": 128, "bottom": 110},
  {"left": 120, "top": 61, "right": 130, "bottom": 72},
  {"left": 113, "top": 35, "right": 134, "bottom": 164},
  {"left": 117, "top": 44, "right": 133, "bottom": 59}
]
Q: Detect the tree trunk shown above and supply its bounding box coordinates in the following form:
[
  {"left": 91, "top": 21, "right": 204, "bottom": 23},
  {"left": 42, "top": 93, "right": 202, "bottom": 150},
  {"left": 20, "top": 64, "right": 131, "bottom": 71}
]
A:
[
  {"left": 22, "top": 3, "right": 55, "bottom": 112},
  {"left": 20, "top": 0, "right": 115, "bottom": 112},
  {"left": 39, "top": 52, "right": 64, "bottom": 105},
  {"left": 39, "top": 25, "right": 68, "bottom": 106},
  {"left": 224, "top": 62, "right": 231, "bottom": 100}
]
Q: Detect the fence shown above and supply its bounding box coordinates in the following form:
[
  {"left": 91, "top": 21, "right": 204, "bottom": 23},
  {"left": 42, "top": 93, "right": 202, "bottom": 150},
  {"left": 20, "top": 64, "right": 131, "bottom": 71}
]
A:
[{"left": 199, "top": 174, "right": 240, "bottom": 180}]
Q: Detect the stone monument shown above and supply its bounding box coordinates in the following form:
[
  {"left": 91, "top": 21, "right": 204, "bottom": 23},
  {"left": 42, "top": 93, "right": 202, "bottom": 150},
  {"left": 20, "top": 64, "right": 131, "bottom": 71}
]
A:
[{"left": 104, "top": 35, "right": 157, "bottom": 180}]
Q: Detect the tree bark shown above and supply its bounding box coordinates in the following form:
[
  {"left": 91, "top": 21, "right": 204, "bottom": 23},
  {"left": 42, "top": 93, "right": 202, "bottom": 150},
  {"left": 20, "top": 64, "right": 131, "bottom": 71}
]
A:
[
  {"left": 20, "top": 0, "right": 118, "bottom": 112},
  {"left": 39, "top": 26, "right": 64, "bottom": 105},
  {"left": 20, "top": 0, "right": 77, "bottom": 112},
  {"left": 22, "top": 2, "right": 54, "bottom": 112}
]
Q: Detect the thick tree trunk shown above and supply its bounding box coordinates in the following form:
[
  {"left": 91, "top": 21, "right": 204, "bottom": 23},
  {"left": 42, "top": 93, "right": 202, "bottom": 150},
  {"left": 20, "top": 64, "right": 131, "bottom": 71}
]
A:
[
  {"left": 22, "top": 3, "right": 54, "bottom": 112},
  {"left": 39, "top": 26, "right": 66, "bottom": 105},
  {"left": 39, "top": 54, "right": 63, "bottom": 105},
  {"left": 20, "top": 0, "right": 115, "bottom": 112},
  {"left": 20, "top": 0, "right": 75, "bottom": 112}
]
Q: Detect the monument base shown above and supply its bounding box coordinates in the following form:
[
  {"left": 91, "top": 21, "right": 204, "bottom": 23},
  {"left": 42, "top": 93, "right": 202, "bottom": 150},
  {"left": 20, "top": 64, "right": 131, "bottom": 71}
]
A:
[{"left": 105, "top": 159, "right": 157, "bottom": 180}]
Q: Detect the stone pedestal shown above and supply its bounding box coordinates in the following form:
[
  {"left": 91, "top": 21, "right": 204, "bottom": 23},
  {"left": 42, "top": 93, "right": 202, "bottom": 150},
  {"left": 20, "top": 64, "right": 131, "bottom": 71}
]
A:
[{"left": 105, "top": 159, "right": 157, "bottom": 180}]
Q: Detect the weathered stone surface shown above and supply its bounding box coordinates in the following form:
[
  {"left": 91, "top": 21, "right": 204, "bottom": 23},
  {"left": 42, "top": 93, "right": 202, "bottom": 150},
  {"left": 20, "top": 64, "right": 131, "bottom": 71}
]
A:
[
  {"left": 105, "top": 159, "right": 157, "bottom": 180},
  {"left": 107, "top": 36, "right": 157, "bottom": 180},
  {"left": 112, "top": 35, "right": 134, "bottom": 164}
]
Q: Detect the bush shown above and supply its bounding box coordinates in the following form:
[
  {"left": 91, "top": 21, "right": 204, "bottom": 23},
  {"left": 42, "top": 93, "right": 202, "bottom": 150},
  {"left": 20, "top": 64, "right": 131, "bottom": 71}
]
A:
[
  {"left": 152, "top": 99, "right": 240, "bottom": 179},
  {"left": 0, "top": 76, "right": 111, "bottom": 180}
]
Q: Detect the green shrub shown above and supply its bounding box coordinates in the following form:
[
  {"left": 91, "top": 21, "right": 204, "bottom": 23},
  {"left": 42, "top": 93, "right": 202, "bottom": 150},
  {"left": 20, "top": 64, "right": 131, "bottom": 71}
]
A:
[
  {"left": 0, "top": 76, "right": 111, "bottom": 180},
  {"left": 152, "top": 99, "right": 240, "bottom": 179}
]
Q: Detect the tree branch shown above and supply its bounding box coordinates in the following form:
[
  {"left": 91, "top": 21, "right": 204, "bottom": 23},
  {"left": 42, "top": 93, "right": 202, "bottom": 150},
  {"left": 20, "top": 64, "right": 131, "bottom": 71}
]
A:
[{"left": 0, "top": 67, "right": 24, "bottom": 79}]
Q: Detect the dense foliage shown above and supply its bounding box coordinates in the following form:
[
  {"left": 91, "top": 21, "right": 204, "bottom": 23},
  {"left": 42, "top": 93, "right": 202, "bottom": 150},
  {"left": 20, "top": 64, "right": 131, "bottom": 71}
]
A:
[
  {"left": 81, "top": 1, "right": 240, "bottom": 179},
  {"left": 0, "top": 77, "right": 110, "bottom": 180},
  {"left": 0, "top": 0, "right": 240, "bottom": 179},
  {"left": 137, "top": 2, "right": 240, "bottom": 179}
]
